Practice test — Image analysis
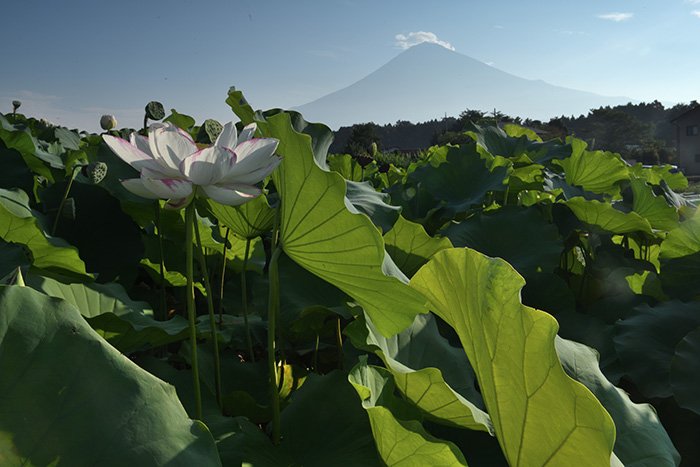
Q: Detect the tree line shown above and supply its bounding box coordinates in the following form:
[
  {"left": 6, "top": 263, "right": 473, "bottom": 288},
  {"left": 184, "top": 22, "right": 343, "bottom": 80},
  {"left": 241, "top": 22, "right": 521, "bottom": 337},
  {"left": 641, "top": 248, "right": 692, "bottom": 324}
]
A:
[{"left": 332, "top": 100, "right": 698, "bottom": 165}]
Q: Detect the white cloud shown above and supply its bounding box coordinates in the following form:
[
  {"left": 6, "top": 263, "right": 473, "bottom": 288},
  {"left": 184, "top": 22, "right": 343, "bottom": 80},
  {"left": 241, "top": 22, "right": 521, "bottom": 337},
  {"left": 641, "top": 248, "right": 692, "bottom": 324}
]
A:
[
  {"left": 692, "top": 10, "right": 700, "bottom": 17},
  {"left": 686, "top": 0, "right": 700, "bottom": 4},
  {"left": 395, "top": 31, "right": 455, "bottom": 51},
  {"left": 597, "top": 12, "right": 634, "bottom": 22}
]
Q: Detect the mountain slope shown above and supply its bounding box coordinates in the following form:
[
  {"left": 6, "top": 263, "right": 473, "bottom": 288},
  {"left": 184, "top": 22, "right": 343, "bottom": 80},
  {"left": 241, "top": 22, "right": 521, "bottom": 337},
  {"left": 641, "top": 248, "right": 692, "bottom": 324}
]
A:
[{"left": 294, "top": 43, "right": 632, "bottom": 128}]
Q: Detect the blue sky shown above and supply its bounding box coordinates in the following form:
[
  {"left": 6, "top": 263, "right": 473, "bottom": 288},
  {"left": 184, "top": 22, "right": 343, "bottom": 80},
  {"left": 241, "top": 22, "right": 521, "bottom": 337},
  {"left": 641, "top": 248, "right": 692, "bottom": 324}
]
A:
[{"left": 2, "top": 0, "right": 699, "bottom": 131}]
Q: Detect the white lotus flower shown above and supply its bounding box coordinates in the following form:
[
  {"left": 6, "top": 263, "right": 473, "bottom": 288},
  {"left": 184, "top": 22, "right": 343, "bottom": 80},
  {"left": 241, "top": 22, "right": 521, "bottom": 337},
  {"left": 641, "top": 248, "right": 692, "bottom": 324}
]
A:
[{"left": 102, "top": 122, "right": 279, "bottom": 207}]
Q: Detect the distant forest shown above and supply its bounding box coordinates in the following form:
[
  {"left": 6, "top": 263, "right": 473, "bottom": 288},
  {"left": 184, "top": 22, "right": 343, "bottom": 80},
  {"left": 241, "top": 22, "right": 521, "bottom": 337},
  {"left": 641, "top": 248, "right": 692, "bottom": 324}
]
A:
[{"left": 331, "top": 100, "right": 699, "bottom": 165}]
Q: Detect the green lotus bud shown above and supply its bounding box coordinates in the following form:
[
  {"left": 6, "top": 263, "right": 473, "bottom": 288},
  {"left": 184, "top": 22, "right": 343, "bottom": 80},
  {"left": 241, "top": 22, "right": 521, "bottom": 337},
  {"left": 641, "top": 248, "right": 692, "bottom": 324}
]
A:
[
  {"left": 370, "top": 142, "right": 378, "bottom": 157},
  {"left": 12, "top": 100, "right": 21, "bottom": 113},
  {"left": 145, "top": 101, "right": 165, "bottom": 121},
  {"left": 100, "top": 115, "right": 117, "bottom": 131},
  {"left": 61, "top": 198, "right": 76, "bottom": 220},
  {"left": 83, "top": 161, "right": 108, "bottom": 184},
  {"left": 197, "top": 119, "right": 223, "bottom": 144}
]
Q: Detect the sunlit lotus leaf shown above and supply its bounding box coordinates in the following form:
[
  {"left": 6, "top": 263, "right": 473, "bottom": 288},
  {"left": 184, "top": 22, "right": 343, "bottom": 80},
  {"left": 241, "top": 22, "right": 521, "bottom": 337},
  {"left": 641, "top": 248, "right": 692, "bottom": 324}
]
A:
[
  {"left": 565, "top": 197, "right": 652, "bottom": 234},
  {"left": 554, "top": 138, "right": 629, "bottom": 196},
  {"left": 411, "top": 248, "right": 616, "bottom": 466},
  {"left": 0, "top": 286, "right": 220, "bottom": 466},
  {"left": 384, "top": 215, "right": 452, "bottom": 278},
  {"left": 227, "top": 92, "right": 427, "bottom": 336},
  {"left": 349, "top": 359, "right": 469, "bottom": 466},
  {"left": 629, "top": 179, "right": 679, "bottom": 231},
  {"left": 345, "top": 312, "right": 492, "bottom": 432}
]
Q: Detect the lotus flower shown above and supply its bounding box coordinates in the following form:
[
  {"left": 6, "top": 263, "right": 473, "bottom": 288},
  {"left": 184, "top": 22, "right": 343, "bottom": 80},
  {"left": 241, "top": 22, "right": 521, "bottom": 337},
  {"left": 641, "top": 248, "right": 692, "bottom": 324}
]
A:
[{"left": 102, "top": 122, "right": 279, "bottom": 207}]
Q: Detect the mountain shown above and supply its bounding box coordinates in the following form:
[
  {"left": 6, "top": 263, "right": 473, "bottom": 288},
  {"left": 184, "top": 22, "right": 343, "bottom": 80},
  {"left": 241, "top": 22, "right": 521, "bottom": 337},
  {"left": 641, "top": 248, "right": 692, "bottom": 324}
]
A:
[{"left": 294, "top": 43, "right": 633, "bottom": 128}]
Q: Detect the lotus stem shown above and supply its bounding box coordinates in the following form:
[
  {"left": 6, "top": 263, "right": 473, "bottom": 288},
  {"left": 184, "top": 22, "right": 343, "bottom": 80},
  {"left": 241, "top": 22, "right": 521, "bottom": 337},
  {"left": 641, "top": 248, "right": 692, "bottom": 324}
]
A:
[
  {"left": 218, "top": 227, "right": 230, "bottom": 327},
  {"left": 268, "top": 212, "right": 282, "bottom": 445},
  {"left": 184, "top": 200, "right": 202, "bottom": 419},
  {"left": 154, "top": 203, "right": 167, "bottom": 321},
  {"left": 51, "top": 166, "right": 78, "bottom": 235},
  {"left": 193, "top": 216, "right": 222, "bottom": 409},
  {"left": 336, "top": 316, "right": 344, "bottom": 369},
  {"left": 241, "top": 237, "right": 255, "bottom": 362}
]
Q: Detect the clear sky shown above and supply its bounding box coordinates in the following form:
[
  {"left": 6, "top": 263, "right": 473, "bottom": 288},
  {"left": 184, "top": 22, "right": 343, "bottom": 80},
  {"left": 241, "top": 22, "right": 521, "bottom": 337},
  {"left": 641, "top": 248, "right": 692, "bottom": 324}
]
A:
[{"left": 2, "top": 0, "right": 699, "bottom": 132}]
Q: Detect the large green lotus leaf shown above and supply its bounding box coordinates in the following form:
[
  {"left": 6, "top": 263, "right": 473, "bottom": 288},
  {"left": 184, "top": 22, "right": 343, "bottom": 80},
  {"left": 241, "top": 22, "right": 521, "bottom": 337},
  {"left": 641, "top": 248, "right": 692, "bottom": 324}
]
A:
[
  {"left": 0, "top": 239, "right": 29, "bottom": 280},
  {"left": 411, "top": 248, "right": 616, "bottom": 466},
  {"left": 565, "top": 197, "right": 653, "bottom": 235},
  {"left": 554, "top": 139, "right": 629, "bottom": 197},
  {"left": 467, "top": 123, "right": 571, "bottom": 164},
  {"left": 345, "top": 180, "right": 401, "bottom": 233},
  {"left": 202, "top": 195, "right": 275, "bottom": 240},
  {"left": 614, "top": 301, "right": 700, "bottom": 398},
  {"left": 629, "top": 164, "right": 688, "bottom": 191},
  {"left": 384, "top": 215, "right": 452, "bottom": 278},
  {"left": 164, "top": 109, "right": 196, "bottom": 130},
  {"left": 410, "top": 143, "right": 508, "bottom": 215},
  {"left": 443, "top": 206, "right": 563, "bottom": 278},
  {"left": 659, "top": 216, "right": 700, "bottom": 300},
  {"left": 0, "top": 125, "right": 55, "bottom": 181},
  {"left": 228, "top": 100, "right": 427, "bottom": 337},
  {"left": 349, "top": 360, "right": 468, "bottom": 466},
  {"left": 345, "top": 312, "right": 492, "bottom": 432},
  {"left": 556, "top": 337, "right": 680, "bottom": 466},
  {"left": 0, "top": 188, "right": 89, "bottom": 279},
  {"left": 327, "top": 153, "right": 365, "bottom": 181},
  {"left": 23, "top": 273, "right": 191, "bottom": 354},
  {"left": 0, "top": 285, "right": 220, "bottom": 466},
  {"left": 670, "top": 327, "right": 700, "bottom": 415},
  {"left": 629, "top": 179, "right": 679, "bottom": 231}
]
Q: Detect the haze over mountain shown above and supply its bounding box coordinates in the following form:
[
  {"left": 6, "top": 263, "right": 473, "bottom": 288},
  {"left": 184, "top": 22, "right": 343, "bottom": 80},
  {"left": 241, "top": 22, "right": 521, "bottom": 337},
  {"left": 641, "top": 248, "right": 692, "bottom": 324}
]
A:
[{"left": 295, "top": 43, "right": 634, "bottom": 129}]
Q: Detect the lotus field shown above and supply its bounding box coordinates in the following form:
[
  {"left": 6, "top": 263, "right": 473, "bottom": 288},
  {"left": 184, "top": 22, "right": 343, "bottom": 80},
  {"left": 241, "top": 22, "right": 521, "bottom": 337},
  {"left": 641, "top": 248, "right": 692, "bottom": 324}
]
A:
[{"left": 1, "top": 88, "right": 700, "bottom": 466}]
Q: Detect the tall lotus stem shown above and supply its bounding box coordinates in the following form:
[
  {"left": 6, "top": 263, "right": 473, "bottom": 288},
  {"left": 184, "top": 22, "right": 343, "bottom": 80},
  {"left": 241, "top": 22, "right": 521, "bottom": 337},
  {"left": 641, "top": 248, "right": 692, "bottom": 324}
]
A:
[
  {"left": 51, "top": 166, "right": 79, "bottom": 235},
  {"left": 154, "top": 203, "right": 167, "bottom": 321},
  {"left": 241, "top": 238, "right": 255, "bottom": 362},
  {"left": 268, "top": 213, "right": 282, "bottom": 444},
  {"left": 185, "top": 200, "right": 202, "bottom": 419},
  {"left": 193, "top": 217, "right": 222, "bottom": 409},
  {"left": 218, "top": 227, "right": 230, "bottom": 326}
]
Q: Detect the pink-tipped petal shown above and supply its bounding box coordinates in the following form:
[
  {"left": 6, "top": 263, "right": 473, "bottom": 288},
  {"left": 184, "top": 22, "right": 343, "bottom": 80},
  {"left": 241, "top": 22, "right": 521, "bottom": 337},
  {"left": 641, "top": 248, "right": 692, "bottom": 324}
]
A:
[
  {"left": 129, "top": 132, "right": 153, "bottom": 156},
  {"left": 202, "top": 184, "right": 261, "bottom": 206},
  {"left": 140, "top": 167, "right": 193, "bottom": 199},
  {"left": 238, "top": 123, "right": 257, "bottom": 143},
  {"left": 219, "top": 138, "right": 280, "bottom": 185},
  {"left": 103, "top": 135, "right": 161, "bottom": 172},
  {"left": 148, "top": 124, "right": 198, "bottom": 173},
  {"left": 165, "top": 194, "right": 193, "bottom": 210},
  {"left": 179, "top": 146, "right": 234, "bottom": 185},
  {"left": 215, "top": 122, "right": 238, "bottom": 150},
  {"left": 121, "top": 178, "right": 161, "bottom": 199}
]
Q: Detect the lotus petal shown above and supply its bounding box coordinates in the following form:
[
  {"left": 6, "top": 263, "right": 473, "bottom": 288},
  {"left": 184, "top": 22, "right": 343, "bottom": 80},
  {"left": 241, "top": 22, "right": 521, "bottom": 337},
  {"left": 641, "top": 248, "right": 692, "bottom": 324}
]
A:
[
  {"left": 202, "top": 183, "right": 261, "bottom": 206},
  {"left": 121, "top": 178, "right": 161, "bottom": 199},
  {"left": 140, "top": 168, "right": 193, "bottom": 199},
  {"left": 103, "top": 135, "right": 162, "bottom": 173},
  {"left": 179, "top": 146, "right": 234, "bottom": 186},
  {"left": 215, "top": 122, "right": 238, "bottom": 150},
  {"left": 238, "top": 123, "right": 257, "bottom": 143},
  {"left": 148, "top": 124, "right": 197, "bottom": 173},
  {"left": 219, "top": 139, "right": 280, "bottom": 185}
]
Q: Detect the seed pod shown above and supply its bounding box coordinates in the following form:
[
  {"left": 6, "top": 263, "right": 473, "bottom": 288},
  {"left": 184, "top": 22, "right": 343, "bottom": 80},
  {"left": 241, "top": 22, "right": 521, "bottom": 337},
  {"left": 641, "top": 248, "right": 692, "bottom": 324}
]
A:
[
  {"left": 100, "top": 115, "right": 117, "bottom": 131},
  {"left": 83, "top": 162, "right": 108, "bottom": 184},
  {"left": 145, "top": 101, "right": 165, "bottom": 121},
  {"left": 196, "top": 119, "right": 223, "bottom": 144},
  {"left": 12, "top": 100, "right": 21, "bottom": 113}
]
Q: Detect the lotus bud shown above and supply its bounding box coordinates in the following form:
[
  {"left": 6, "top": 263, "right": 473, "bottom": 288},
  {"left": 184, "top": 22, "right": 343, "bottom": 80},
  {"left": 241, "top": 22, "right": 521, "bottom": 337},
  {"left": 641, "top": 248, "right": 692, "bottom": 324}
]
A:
[
  {"left": 83, "top": 161, "right": 108, "bottom": 184},
  {"left": 61, "top": 198, "right": 76, "bottom": 220},
  {"left": 370, "top": 142, "right": 378, "bottom": 157},
  {"left": 145, "top": 101, "right": 165, "bottom": 121},
  {"left": 197, "top": 119, "right": 223, "bottom": 144},
  {"left": 100, "top": 115, "right": 117, "bottom": 131}
]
